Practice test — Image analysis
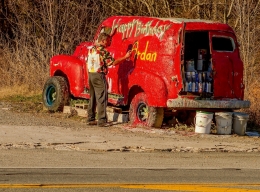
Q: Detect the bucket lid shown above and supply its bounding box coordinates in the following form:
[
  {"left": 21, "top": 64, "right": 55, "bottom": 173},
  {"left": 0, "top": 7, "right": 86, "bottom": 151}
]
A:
[
  {"left": 215, "top": 112, "right": 233, "bottom": 117},
  {"left": 196, "top": 111, "right": 214, "bottom": 115},
  {"left": 233, "top": 112, "right": 249, "bottom": 118}
]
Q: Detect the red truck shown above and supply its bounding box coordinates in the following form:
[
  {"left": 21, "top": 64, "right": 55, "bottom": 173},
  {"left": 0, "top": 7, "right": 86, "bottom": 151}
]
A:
[{"left": 42, "top": 16, "right": 250, "bottom": 127}]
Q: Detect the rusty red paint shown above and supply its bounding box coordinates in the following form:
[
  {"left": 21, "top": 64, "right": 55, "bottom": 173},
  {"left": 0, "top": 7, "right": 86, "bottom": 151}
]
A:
[{"left": 49, "top": 16, "right": 250, "bottom": 109}]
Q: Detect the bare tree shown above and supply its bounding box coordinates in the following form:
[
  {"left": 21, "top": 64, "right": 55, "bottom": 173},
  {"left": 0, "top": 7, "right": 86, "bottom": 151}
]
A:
[
  {"left": 0, "top": 0, "right": 105, "bottom": 89},
  {"left": 232, "top": 0, "right": 260, "bottom": 92},
  {"left": 0, "top": 0, "right": 260, "bottom": 100}
]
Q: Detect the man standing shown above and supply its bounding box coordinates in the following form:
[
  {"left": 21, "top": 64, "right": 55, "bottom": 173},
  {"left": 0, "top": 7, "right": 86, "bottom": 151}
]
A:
[{"left": 87, "top": 33, "right": 131, "bottom": 127}]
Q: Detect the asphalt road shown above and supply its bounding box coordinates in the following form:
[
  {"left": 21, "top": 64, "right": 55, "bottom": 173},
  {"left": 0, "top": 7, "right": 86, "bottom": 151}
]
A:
[
  {"left": 1, "top": 168, "right": 260, "bottom": 192},
  {"left": 0, "top": 150, "right": 260, "bottom": 191}
]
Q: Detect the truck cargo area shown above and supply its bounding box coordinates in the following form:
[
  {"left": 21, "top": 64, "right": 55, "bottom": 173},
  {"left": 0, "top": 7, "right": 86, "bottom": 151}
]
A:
[{"left": 181, "top": 31, "right": 213, "bottom": 98}]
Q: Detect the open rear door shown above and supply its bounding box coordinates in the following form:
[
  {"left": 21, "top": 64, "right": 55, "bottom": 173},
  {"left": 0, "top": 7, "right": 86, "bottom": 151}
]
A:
[
  {"left": 173, "top": 22, "right": 186, "bottom": 93},
  {"left": 209, "top": 31, "right": 244, "bottom": 100}
]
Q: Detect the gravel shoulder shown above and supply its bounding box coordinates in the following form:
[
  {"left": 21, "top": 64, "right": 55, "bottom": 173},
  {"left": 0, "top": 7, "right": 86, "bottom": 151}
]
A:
[{"left": 0, "top": 101, "right": 260, "bottom": 153}]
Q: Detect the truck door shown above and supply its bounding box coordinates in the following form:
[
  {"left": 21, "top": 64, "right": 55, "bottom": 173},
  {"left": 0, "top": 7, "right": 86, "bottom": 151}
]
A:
[{"left": 209, "top": 31, "right": 244, "bottom": 100}]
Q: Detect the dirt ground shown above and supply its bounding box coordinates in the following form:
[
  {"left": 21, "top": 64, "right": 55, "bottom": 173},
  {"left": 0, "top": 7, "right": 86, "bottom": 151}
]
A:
[{"left": 0, "top": 101, "right": 260, "bottom": 153}]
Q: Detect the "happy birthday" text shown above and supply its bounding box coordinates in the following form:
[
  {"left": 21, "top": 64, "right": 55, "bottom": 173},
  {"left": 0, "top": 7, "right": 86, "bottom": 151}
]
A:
[{"left": 111, "top": 19, "right": 171, "bottom": 40}]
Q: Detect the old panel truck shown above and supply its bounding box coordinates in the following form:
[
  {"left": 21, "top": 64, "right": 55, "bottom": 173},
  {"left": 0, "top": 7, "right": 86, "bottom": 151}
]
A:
[{"left": 42, "top": 16, "right": 250, "bottom": 127}]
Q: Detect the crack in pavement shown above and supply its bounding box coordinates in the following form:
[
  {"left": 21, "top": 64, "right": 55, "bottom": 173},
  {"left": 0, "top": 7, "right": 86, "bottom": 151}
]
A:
[{"left": 0, "top": 142, "right": 259, "bottom": 153}]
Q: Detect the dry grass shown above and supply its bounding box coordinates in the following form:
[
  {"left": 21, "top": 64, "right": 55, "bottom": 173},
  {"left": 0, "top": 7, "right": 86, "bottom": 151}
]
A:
[
  {"left": 0, "top": 85, "right": 41, "bottom": 100},
  {"left": 243, "top": 84, "right": 260, "bottom": 131}
]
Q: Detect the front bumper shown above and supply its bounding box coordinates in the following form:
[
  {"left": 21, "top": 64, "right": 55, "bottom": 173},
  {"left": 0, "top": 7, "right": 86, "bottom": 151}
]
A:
[{"left": 167, "top": 98, "right": 250, "bottom": 109}]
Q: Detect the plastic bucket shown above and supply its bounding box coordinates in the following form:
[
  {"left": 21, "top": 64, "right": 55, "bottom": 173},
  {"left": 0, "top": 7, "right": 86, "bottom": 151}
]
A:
[
  {"left": 194, "top": 111, "right": 213, "bottom": 134},
  {"left": 233, "top": 112, "right": 249, "bottom": 136},
  {"left": 215, "top": 112, "right": 233, "bottom": 135}
]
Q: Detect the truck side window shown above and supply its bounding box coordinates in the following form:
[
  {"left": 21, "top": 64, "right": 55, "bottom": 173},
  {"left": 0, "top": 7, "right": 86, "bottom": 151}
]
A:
[{"left": 212, "top": 37, "right": 234, "bottom": 52}]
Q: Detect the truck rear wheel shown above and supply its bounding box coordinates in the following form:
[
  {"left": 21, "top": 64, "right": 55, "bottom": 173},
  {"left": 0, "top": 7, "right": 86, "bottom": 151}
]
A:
[
  {"left": 129, "top": 92, "right": 164, "bottom": 128},
  {"left": 42, "top": 76, "right": 69, "bottom": 112}
]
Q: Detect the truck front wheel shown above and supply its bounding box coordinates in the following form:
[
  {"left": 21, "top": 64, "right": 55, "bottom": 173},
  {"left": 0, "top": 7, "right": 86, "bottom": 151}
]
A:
[
  {"left": 129, "top": 92, "right": 164, "bottom": 128},
  {"left": 42, "top": 76, "right": 69, "bottom": 112}
]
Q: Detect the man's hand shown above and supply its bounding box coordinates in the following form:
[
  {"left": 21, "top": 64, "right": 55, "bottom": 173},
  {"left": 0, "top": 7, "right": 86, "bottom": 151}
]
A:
[
  {"left": 112, "top": 50, "right": 133, "bottom": 66},
  {"left": 124, "top": 50, "right": 132, "bottom": 59}
]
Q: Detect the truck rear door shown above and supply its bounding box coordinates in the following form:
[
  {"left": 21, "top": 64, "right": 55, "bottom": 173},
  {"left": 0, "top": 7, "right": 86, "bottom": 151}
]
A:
[{"left": 209, "top": 31, "right": 244, "bottom": 100}]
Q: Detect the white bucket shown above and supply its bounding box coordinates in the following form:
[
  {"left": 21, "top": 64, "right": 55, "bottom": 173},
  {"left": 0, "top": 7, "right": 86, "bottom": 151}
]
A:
[
  {"left": 233, "top": 112, "right": 249, "bottom": 136},
  {"left": 195, "top": 111, "right": 213, "bottom": 134},
  {"left": 215, "top": 112, "right": 233, "bottom": 135}
]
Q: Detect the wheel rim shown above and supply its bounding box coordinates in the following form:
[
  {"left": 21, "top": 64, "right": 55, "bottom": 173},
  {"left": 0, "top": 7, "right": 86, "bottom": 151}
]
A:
[
  {"left": 137, "top": 102, "right": 148, "bottom": 122},
  {"left": 46, "top": 85, "right": 57, "bottom": 106}
]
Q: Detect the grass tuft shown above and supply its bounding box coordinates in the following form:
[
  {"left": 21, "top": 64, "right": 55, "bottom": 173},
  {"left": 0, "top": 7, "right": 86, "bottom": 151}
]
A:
[{"left": 0, "top": 85, "right": 42, "bottom": 101}]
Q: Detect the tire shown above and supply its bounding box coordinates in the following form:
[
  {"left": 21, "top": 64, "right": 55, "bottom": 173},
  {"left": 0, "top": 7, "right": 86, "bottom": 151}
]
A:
[
  {"left": 42, "top": 76, "right": 69, "bottom": 112},
  {"left": 129, "top": 92, "right": 164, "bottom": 128}
]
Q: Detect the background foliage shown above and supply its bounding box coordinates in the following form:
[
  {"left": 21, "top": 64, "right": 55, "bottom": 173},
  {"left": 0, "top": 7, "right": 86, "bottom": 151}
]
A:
[{"left": 0, "top": 0, "right": 260, "bottom": 126}]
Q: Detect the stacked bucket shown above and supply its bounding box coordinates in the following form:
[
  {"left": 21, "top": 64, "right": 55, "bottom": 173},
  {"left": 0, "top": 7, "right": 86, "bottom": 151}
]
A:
[{"left": 195, "top": 111, "right": 249, "bottom": 135}]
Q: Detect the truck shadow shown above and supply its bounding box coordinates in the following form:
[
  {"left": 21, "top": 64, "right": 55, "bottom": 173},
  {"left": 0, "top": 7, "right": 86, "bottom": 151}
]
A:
[{"left": 117, "top": 44, "right": 137, "bottom": 99}]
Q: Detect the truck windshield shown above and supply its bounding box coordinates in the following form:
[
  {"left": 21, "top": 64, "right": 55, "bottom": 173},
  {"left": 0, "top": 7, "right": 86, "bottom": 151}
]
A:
[{"left": 212, "top": 36, "right": 234, "bottom": 52}]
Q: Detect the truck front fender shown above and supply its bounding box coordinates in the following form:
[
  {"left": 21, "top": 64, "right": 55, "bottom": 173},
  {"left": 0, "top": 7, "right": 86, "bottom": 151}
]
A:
[
  {"left": 129, "top": 70, "right": 168, "bottom": 107},
  {"left": 50, "top": 55, "right": 85, "bottom": 96}
]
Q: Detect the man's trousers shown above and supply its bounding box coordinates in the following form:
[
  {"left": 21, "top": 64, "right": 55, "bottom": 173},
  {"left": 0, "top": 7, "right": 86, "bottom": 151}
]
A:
[{"left": 87, "top": 72, "right": 107, "bottom": 124}]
